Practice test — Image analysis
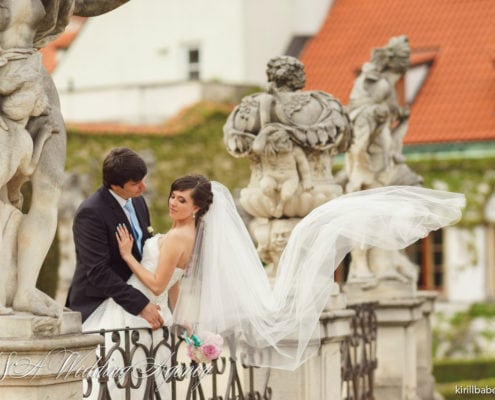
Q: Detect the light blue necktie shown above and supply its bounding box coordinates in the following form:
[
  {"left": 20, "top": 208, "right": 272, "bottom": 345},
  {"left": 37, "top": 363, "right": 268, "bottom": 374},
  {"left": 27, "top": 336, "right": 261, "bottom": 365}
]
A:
[{"left": 124, "top": 199, "right": 143, "bottom": 254}]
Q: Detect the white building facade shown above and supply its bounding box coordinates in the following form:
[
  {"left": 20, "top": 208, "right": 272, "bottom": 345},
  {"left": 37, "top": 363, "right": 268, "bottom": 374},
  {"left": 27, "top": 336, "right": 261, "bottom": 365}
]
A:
[{"left": 53, "top": 0, "right": 333, "bottom": 124}]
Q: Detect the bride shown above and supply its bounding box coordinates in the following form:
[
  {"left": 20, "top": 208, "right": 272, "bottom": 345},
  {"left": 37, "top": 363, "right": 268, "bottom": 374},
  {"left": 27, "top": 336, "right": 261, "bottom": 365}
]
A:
[{"left": 84, "top": 173, "right": 465, "bottom": 374}]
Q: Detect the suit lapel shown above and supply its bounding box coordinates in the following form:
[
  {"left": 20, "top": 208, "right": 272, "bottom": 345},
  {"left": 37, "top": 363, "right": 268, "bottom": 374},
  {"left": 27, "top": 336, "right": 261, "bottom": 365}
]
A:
[{"left": 99, "top": 186, "right": 126, "bottom": 219}]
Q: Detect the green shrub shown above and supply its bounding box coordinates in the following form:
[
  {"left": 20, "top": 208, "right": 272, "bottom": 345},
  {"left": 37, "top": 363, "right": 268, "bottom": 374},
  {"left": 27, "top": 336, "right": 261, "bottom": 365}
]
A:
[
  {"left": 434, "top": 358, "right": 495, "bottom": 383},
  {"left": 436, "top": 377, "right": 495, "bottom": 400},
  {"left": 433, "top": 303, "right": 495, "bottom": 358}
]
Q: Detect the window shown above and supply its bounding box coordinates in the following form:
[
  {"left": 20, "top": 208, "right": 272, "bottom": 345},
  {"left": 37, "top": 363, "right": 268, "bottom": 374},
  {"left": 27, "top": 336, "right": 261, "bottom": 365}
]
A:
[
  {"left": 403, "top": 49, "right": 437, "bottom": 105},
  {"left": 334, "top": 230, "right": 446, "bottom": 291},
  {"left": 187, "top": 47, "right": 200, "bottom": 80},
  {"left": 405, "top": 229, "right": 445, "bottom": 290},
  {"left": 404, "top": 62, "right": 432, "bottom": 105}
]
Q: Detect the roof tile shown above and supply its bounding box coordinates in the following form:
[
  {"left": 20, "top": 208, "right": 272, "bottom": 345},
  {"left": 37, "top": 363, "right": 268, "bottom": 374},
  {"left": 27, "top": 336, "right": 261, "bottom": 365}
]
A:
[{"left": 300, "top": 0, "right": 495, "bottom": 144}]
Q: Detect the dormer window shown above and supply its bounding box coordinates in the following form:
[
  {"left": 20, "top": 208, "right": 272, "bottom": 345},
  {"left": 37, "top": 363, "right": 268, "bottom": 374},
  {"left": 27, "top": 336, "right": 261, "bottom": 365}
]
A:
[
  {"left": 405, "top": 50, "right": 437, "bottom": 105},
  {"left": 405, "top": 62, "right": 432, "bottom": 105}
]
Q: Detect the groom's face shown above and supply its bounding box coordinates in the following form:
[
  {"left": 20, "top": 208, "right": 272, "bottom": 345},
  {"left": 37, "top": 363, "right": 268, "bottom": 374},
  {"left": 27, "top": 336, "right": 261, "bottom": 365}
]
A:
[{"left": 111, "top": 178, "right": 146, "bottom": 199}]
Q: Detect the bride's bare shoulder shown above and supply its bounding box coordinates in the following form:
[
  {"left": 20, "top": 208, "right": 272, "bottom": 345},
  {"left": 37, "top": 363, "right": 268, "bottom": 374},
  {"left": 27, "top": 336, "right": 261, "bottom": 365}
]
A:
[{"left": 158, "top": 228, "right": 195, "bottom": 248}]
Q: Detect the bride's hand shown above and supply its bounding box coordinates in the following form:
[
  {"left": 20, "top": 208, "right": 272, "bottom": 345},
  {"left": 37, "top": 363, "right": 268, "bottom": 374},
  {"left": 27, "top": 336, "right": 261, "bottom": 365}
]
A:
[{"left": 116, "top": 224, "right": 134, "bottom": 260}]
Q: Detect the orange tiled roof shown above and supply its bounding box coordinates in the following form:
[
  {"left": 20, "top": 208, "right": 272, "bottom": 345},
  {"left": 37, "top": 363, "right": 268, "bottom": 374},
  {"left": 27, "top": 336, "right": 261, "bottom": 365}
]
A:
[
  {"left": 40, "top": 16, "right": 86, "bottom": 73},
  {"left": 300, "top": 0, "right": 495, "bottom": 145},
  {"left": 66, "top": 101, "right": 235, "bottom": 136}
]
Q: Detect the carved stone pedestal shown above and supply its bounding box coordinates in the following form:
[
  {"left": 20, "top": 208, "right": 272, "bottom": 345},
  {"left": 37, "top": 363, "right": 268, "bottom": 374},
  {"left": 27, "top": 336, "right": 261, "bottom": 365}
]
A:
[
  {"left": 416, "top": 291, "right": 438, "bottom": 400},
  {"left": 343, "top": 279, "right": 416, "bottom": 301},
  {"left": 0, "top": 311, "right": 102, "bottom": 399},
  {"left": 344, "top": 279, "right": 439, "bottom": 400},
  {"left": 373, "top": 298, "right": 423, "bottom": 400},
  {"left": 263, "top": 310, "right": 354, "bottom": 400}
]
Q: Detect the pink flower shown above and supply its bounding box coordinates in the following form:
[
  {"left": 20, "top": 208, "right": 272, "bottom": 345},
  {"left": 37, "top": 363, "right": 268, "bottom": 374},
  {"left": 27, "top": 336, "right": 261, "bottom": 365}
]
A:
[
  {"left": 198, "top": 332, "right": 224, "bottom": 347},
  {"left": 185, "top": 331, "right": 224, "bottom": 363},
  {"left": 201, "top": 343, "right": 222, "bottom": 360}
]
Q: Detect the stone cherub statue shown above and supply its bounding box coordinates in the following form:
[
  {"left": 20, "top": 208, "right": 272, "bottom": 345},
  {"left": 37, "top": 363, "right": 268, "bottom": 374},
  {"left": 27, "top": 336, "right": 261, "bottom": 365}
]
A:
[
  {"left": 343, "top": 35, "right": 423, "bottom": 288},
  {"left": 345, "top": 35, "right": 422, "bottom": 193},
  {"left": 250, "top": 217, "right": 300, "bottom": 275},
  {"left": 224, "top": 55, "right": 351, "bottom": 272},
  {"left": 251, "top": 125, "right": 313, "bottom": 218},
  {"left": 0, "top": 0, "right": 132, "bottom": 320}
]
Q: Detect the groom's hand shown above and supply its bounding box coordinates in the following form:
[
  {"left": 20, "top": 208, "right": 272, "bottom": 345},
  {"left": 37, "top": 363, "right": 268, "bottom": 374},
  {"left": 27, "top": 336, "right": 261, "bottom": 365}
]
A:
[{"left": 140, "top": 303, "right": 164, "bottom": 330}]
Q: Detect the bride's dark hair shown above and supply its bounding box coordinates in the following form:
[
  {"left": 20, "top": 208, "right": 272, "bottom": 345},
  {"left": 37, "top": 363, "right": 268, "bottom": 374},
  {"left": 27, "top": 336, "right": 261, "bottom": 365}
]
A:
[{"left": 170, "top": 174, "right": 213, "bottom": 225}]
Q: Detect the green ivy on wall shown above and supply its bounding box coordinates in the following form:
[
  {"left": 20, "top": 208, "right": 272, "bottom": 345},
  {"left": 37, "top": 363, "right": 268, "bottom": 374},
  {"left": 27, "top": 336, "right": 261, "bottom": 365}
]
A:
[{"left": 408, "top": 156, "right": 495, "bottom": 227}]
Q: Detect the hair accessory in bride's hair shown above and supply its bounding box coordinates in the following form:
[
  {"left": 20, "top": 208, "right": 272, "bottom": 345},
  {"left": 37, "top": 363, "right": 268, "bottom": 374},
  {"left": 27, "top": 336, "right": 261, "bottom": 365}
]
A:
[
  {"left": 146, "top": 225, "right": 155, "bottom": 236},
  {"left": 184, "top": 330, "right": 223, "bottom": 363}
]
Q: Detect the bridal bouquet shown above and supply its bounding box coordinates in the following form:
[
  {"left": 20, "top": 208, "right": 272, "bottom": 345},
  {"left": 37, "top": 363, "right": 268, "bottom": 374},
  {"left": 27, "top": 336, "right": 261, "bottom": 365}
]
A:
[{"left": 184, "top": 331, "right": 224, "bottom": 363}]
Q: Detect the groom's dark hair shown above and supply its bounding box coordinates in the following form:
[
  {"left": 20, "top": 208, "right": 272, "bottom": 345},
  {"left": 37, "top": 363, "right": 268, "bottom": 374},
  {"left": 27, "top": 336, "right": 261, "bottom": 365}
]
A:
[{"left": 102, "top": 147, "right": 147, "bottom": 188}]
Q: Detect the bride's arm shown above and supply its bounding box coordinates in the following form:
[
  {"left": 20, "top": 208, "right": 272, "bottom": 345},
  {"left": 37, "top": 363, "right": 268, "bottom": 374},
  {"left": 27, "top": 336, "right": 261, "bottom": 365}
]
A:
[{"left": 116, "top": 225, "right": 185, "bottom": 295}]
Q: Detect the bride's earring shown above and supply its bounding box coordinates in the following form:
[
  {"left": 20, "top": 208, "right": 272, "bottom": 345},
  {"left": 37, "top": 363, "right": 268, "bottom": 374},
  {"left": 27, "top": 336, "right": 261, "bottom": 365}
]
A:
[{"left": 192, "top": 213, "right": 196, "bottom": 219}]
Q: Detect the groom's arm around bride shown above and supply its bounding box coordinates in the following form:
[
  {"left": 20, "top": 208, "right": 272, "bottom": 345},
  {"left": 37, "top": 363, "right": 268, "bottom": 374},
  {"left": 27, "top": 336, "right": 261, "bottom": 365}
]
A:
[{"left": 65, "top": 147, "right": 164, "bottom": 329}]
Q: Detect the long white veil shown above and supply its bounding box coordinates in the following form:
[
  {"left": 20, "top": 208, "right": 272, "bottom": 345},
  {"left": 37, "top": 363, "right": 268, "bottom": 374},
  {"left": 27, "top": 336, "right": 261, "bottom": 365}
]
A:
[{"left": 173, "top": 183, "right": 465, "bottom": 370}]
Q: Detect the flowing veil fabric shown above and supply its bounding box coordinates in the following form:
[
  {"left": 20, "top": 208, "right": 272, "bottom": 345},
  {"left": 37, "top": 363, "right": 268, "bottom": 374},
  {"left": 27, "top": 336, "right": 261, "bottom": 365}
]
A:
[{"left": 173, "top": 183, "right": 465, "bottom": 370}]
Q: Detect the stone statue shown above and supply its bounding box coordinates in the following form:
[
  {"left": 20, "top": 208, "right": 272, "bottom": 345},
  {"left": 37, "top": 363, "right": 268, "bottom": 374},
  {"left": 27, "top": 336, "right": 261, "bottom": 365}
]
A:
[
  {"left": 252, "top": 125, "right": 313, "bottom": 218},
  {"left": 224, "top": 55, "right": 351, "bottom": 272},
  {"left": 0, "top": 0, "right": 131, "bottom": 319},
  {"left": 250, "top": 217, "right": 300, "bottom": 274},
  {"left": 343, "top": 35, "right": 422, "bottom": 288},
  {"left": 345, "top": 35, "right": 422, "bottom": 192}
]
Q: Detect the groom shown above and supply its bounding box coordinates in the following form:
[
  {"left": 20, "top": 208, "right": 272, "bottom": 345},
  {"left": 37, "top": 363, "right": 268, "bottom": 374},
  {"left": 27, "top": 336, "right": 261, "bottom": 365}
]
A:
[{"left": 65, "top": 147, "right": 164, "bottom": 329}]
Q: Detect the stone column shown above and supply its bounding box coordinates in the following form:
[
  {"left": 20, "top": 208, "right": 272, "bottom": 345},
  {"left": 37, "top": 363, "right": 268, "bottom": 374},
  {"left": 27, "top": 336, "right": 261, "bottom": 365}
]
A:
[
  {"left": 415, "top": 291, "right": 438, "bottom": 400},
  {"left": 0, "top": 311, "right": 102, "bottom": 399},
  {"left": 373, "top": 298, "right": 423, "bottom": 400}
]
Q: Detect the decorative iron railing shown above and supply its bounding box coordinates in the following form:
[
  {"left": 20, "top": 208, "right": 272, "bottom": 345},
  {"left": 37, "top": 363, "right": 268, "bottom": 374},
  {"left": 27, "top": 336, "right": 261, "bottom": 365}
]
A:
[
  {"left": 81, "top": 302, "right": 376, "bottom": 400},
  {"left": 82, "top": 327, "right": 272, "bottom": 400},
  {"left": 341, "top": 302, "right": 378, "bottom": 400}
]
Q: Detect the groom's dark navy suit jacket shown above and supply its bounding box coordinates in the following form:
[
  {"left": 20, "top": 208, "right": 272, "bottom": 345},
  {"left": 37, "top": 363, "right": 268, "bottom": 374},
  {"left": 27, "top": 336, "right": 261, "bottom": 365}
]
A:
[{"left": 65, "top": 186, "right": 153, "bottom": 322}]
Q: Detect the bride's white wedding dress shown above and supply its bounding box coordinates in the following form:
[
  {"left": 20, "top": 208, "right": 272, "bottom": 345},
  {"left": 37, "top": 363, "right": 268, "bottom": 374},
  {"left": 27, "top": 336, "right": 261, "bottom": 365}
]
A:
[
  {"left": 83, "top": 234, "right": 184, "bottom": 331},
  {"left": 83, "top": 234, "right": 183, "bottom": 400}
]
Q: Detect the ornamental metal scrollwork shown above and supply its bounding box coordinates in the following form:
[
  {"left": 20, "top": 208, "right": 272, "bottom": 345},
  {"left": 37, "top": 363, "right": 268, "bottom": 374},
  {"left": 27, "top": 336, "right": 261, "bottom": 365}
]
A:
[{"left": 83, "top": 326, "right": 272, "bottom": 400}]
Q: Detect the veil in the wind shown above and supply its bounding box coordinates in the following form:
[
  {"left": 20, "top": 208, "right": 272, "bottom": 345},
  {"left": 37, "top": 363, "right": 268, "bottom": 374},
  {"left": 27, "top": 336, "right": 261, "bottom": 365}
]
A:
[{"left": 173, "top": 182, "right": 465, "bottom": 370}]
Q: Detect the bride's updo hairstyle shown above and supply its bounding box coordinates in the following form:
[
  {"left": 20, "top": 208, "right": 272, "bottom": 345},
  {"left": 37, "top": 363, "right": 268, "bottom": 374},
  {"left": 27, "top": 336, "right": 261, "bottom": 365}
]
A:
[{"left": 170, "top": 174, "right": 213, "bottom": 226}]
